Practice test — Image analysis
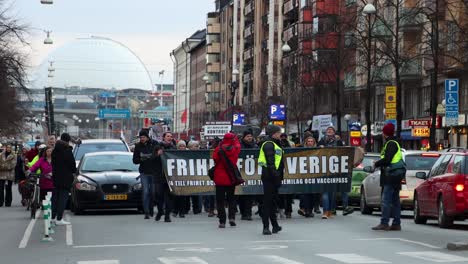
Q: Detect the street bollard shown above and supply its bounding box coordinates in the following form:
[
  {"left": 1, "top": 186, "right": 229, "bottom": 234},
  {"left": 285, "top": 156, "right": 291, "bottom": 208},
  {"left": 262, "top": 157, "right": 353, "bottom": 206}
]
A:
[
  {"left": 41, "top": 200, "right": 54, "bottom": 242},
  {"left": 45, "top": 193, "right": 55, "bottom": 234}
]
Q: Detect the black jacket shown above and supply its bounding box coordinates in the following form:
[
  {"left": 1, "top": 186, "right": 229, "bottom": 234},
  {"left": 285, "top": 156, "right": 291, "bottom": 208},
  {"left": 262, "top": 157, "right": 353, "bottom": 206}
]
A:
[
  {"left": 375, "top": 136, "right": 401, "bottom": 187},
  {"left": 133, "top": 139, "right": 160, "bottom": 175},
  {"left": 318, "top": 136, "right": 344, "bottom": 147},
  {"left": 241, "top": 140, "right": 258, "bottom": 149},
  {"left": 260, "top": 137, "right": 284, "bottom": 186},
  {"left": 154, "top": 141, "right": 176, "bottom": 183},
  {"left": 52, "top": 140, "right": 77, "bottom": 189}
]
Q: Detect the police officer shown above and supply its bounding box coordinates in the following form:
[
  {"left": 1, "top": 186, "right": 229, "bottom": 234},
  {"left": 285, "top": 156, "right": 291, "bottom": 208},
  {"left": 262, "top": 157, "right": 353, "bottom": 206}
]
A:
[
  {"left": 239, "top": 129, "right": 257, "bottom": 221},
  {"left": 372, "top": 123, "right": 405, "bottom": 231},
  {"left": 258, "top": 125, "right": 284, "bottom": 235}
]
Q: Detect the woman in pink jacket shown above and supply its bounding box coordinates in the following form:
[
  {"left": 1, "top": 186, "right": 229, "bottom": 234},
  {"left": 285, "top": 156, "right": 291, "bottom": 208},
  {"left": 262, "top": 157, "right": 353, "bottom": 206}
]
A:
[{"left": 28, "top": 146, "right": 54, "bottom": 201}]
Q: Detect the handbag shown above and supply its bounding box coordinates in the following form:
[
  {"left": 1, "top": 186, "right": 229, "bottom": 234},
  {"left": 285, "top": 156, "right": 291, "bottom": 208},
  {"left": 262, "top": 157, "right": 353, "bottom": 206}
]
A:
[
  {"left": 219, "top": 148, "right": 244, "bottom": 186},
  {"left": 385, "top": 159, "right": 406, "bottom": 179},
  {"left": 208, "top": 166, "right": 215, "bottom": 181}
]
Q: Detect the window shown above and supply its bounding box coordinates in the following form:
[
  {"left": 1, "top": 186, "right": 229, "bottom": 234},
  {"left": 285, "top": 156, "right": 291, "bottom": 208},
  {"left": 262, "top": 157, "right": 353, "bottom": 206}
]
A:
[
  {"left": 452, "top": 155, "right": 467, "bottom": 174},
  {"left": 430, "top": 155, "right": 452, "bottom": 177},
  {"left": 446, "top": 21, "right": 458, "bottom": 52},
  {"left": 81, "top": 154, "right": 138, "bottom": 173},
  {"left": 404, "top": 155, "right": 440, "bottom": 170},
  {"left": 74, "top": 143, "right": 129, "bottom": 161}
]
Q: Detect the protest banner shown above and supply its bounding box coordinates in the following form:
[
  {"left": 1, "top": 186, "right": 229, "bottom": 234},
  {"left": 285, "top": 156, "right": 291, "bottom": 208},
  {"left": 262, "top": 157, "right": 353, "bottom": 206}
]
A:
[{"left": 161, "top": 147, "right": 355, "bottom": 196}]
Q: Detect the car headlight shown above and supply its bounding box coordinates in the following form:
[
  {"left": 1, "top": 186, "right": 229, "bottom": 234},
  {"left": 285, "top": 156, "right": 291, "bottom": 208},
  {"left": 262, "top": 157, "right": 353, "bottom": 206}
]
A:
[
  {"left": 75, "top": 182, "right": 97, "bottom": 191},
  {"left": 132, "top": 183, "right": 142, "bottom": 191}
]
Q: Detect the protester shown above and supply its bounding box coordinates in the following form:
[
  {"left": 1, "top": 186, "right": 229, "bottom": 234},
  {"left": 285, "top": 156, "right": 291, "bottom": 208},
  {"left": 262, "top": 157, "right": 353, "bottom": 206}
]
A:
[
  {"left": 186, "top": 140, "right": 202, "bottom": 215},
  {"left": 372, "top": 123, "right": 405, "bottom": 231},
  {"left": 154, "top": 132, "right": 175, "bottom": 222},
  {"left": 51, "top": 133, "right": 76, "bottom": 225},
  {"left": 318, "top": 126, "right": 353, "bottom": 219},
  {"left": 212, "top": 132, "right": 241, "bottom": 228},
  {"left": 28, "top": 146, "right": 54, "bottom": 202},
  {"left": 258, "top": 125, "right": 284, "bottom": 235},
  {"left": 0, "top": 145, "right": 17, "bottom": 207},
  {"left": 278, "top": 133, "right": 293, "bottom": 219},
  {"left": 239, "top": 129, "right": 257, "bottom": 221},
  {"left": 133, "top": 129, "right": 159, "bottom": 219},
  {"left": 47, "top": 135, "right": 56, "bottom": 148},
  {"left": 15, "top": 146, "right": 28, "bottom": 184},
  {"left": 298, "top": 135, "right": 320, "bottom": 217},
  {"left": 26, "top": 141, "right": 41, "bottom": 162},
  {"left": 174, "top": 140, "right": 188, "bottom": 217},
  {"left": 204, "top": 138, "right": 221, "bottom": 217}
]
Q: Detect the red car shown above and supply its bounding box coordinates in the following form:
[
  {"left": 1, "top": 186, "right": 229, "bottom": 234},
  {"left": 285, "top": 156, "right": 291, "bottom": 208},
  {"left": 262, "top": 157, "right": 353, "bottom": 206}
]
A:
[{"left": 413, "top": 149, "right": 468, "bottom": 228}]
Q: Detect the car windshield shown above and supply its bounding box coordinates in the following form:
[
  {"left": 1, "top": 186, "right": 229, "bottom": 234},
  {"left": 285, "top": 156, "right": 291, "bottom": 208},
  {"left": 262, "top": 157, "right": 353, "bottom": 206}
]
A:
[
  {"left": 356, "top": 156, "right": 380, "bottom": 169},
  {"left": 80, "top": 154, "right": 138, "bottom": 173},
  {"left": 405, "top": 154, "right": 439, "bottom": 170},
  {"left": 74, "top": 143, "right": 128, "bottom": 160}
]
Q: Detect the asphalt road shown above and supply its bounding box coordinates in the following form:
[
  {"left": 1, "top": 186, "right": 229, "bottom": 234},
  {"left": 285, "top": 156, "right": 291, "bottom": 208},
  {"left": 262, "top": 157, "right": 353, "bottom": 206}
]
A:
[{"left": 1, "top": 191, "right": 468, "bottom": 264}]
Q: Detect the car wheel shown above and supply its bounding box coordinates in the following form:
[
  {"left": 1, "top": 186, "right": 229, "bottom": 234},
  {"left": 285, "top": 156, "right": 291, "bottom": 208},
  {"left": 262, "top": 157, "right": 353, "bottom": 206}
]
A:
[
  {"left": 360, "top": 188, "right": 373, "bottom": 215},
  {"left": 71, "top": 193, "right": 84, "bottom": 215},
  {"left": 438, "top": 197, "right": 453, "bottom": 228},
  {"left": 137, "top": 206, "right": 144, "bottom": 214},
  {"left": 413, "top": 194, "right": 427, "bottom": 224}
]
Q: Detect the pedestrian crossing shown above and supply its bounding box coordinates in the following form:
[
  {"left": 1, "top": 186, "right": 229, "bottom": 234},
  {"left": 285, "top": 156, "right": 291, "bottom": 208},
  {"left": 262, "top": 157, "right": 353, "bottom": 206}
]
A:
[{"left": 75, "top": 251, "right": 468, "bottom": 264}]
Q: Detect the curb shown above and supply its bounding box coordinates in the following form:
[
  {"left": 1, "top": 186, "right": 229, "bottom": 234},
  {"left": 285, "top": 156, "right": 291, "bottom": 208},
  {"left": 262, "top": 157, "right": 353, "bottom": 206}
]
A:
[{"left": 447, "top": 241, "right": 468, "bottom": 251}]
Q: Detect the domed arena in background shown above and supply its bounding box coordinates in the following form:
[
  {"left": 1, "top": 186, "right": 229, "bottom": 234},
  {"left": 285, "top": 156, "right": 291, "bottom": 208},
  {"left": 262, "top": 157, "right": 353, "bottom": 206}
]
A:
[{"left": 30, "top": 36, "right": 153, "bottom": 90}]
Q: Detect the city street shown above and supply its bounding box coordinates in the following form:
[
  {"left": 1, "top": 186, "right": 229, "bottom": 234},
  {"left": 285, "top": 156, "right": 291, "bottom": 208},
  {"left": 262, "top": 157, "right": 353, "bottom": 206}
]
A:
[{"left": 1, "top": 192, "right": 468, "bottom": 264}]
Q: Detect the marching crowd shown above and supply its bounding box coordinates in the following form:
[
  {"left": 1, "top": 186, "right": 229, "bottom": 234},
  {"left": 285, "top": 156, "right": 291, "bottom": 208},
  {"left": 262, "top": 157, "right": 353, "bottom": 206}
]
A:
[
  {"left": 0, "top": 133, "right": 77, "bottom": 226},
  {"left": 133, "top": 124, "right": 360, "bottom": 235}
]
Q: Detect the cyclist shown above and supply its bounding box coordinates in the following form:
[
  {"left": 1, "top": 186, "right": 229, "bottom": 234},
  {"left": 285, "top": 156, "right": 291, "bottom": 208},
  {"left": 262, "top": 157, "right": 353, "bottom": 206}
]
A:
[{"left": 28, "top": 146, "right": 54, "bottom": 202}]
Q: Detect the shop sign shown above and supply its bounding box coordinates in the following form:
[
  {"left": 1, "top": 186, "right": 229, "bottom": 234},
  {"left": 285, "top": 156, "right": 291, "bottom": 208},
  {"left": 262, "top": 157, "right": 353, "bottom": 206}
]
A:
[{"left": 411, "top": 127, "right": 430, "bottom": 137}]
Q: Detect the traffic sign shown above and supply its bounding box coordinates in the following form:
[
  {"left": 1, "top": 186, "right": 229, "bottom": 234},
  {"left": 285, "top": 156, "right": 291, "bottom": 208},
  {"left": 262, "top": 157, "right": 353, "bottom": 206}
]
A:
[
  {"left": 138, "top": 110, "right": 171, "bottom": 119},
  {"left": 385, "top": 113, "right": 397, "bottom": 120},
  {"left": 98, "top": 108, "right": 131, "bottom": 119},
  {"left": 385, "top": 102, "right": 396, "bottom": 109},
  {"left": 350, "top": 131, "right": 361, "bottom": 137},
  {"left": 233, "top": 113, "right": 245, "bottom": 126},
  {"left": 385, "top": 86, "right": 396, "bottom": 102},
  {"left": 445, "top": 79, "right": 459, "bottom": 126}
]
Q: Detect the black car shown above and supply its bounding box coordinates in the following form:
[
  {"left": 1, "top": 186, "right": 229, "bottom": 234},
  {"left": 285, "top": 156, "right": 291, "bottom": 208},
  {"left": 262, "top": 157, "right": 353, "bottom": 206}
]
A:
[{"left": 71, "top": 151, "right": 142, "bottom": 214}]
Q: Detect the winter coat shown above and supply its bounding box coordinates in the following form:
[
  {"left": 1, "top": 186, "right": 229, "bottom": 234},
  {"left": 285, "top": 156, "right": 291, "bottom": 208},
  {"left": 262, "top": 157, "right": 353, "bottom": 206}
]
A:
[
  {"left": 213, "top": 133, "right": 241, "bottom": 186},
  {"left": 154, "top": 141, "right": 175, "bottom": 183},
  {"left": 241, "top": 140, "right": 258, "bottom": 149},
  {"left": 26, "top": 148, "right": 38, "bottom": 163},
  {"left": 132, "top": 139, "right": 160, "bottom": 175},
  {"left": 29, "top": 157, "right": 54, "bottom": 190},
  {"left": 0, "top": 151, "right": 17, "bottom": 181},
  {"left": 15, "top": 155, "right": 26, "bottom": 182},
  {"left": 52, "top": 140, "right": 77, "bottom": 189},
  {"left": 318, "top": 135, "right": 344, "bottom": 147},
  {"left": 259, "top": 137, "right": 284, "bottom": 186}
]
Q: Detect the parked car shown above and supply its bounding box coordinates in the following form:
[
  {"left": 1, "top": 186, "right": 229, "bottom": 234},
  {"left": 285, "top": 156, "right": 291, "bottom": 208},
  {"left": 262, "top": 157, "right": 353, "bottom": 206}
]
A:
[
  {"left": 348, "top": 153, "right": 380, "bottom": 205},
  {"left": 360, "top": 150, "right": 441, "bottom": 214},
  {"left": 71, "top": 152, "right": 142, "bottom": 215},
  {"left": 413, "top": 149, "right": 468, "bottom": 228},
  {"left": 73, "top": 139, "right": 130, "bottom": 166}
]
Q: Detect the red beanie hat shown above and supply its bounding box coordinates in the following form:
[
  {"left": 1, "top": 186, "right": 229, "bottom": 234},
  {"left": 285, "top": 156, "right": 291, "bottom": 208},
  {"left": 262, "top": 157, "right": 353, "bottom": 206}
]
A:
[{"left": 382, "top": 123, "right": 395, "bottom": 136}]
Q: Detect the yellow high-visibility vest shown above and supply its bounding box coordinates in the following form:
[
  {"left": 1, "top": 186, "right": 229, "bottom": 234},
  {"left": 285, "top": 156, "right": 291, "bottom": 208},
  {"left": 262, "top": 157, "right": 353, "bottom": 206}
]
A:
[{"left": 258, "top": 141, "right": 283, "bottom": 170}]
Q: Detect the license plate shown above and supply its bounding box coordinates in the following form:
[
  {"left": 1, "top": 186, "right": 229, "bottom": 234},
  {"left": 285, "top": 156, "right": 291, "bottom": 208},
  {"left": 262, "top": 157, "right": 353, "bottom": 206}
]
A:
[{"left": 104, "top": 194, "right": 128, "bottom": 201}]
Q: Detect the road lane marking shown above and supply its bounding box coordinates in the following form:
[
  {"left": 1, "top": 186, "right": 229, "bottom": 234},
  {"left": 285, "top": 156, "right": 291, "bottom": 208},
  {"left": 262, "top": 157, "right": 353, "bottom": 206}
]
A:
[
  {"left": 250, "top": 245, "right": 288, "bottom": 250},
  {"left": 77, "top": 261, "right": 119, "bottom": 264},
  {"left": 74, "top": 242, "right": 201, "bottom": 249},
  {"left": 397, "top": 251, "right": 468, "bottom": 262},
  {"left": 249, "top": 240, "right": 318, "bottom": 243},
  {"left": 259, "top": 255, "right": 304, "bottom": 264},
  {"left": 353, "top": 238, "right": 441, "bottom": 249},
  {"left": 66, "top": 213, "right": 73, "bottom": 246},
  {"left": 317, "top": 254, "right": 390, "bottom": 263},
  {"left": 158, "top": 257, "right": 208, "bottom": 264},
  {"left": 166, "top": 247, "right": 221, "bottom": 253},
  {"left": 18, "top": 210, "right": 40, "bottom": 249}
]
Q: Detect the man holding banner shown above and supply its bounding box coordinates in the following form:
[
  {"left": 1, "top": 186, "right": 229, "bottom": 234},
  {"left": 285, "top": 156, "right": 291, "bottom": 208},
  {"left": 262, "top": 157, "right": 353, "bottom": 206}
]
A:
[{"left": 258, "top": 125, "right": 284, "bottom": 235}]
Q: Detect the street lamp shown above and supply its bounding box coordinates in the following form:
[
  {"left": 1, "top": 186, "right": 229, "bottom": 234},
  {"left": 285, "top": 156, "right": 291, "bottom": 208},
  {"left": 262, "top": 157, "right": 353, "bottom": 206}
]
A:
[
  {"left": 363, "top": 3, "right": 376, "bottom": 152},
  {"left": 44, "top": 30, "right": 53, "bottom": 45},
  {"left": 282, "top": 42, "right": 292, "bottom": 134},
  {"left": 344, "top": 114, "right": 352, "bottom": 145},
  {"left": 230, "top": 69, "right": 240, "bottom": 127},
  {"left": 40, "top": 0, "right": 53, "bottom": 4}
]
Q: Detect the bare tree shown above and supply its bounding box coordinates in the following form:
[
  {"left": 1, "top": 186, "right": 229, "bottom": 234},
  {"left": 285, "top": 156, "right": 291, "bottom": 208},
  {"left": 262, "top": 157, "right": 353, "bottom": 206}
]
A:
[{"left": 0, "top": 1, "right": 29, "bottom": 136}]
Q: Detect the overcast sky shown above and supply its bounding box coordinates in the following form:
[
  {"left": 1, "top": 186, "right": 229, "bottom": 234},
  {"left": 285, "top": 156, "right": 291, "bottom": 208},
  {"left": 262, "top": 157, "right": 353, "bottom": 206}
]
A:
[{"left": 9, "top": 0, "right": 214, "bottom": 87}]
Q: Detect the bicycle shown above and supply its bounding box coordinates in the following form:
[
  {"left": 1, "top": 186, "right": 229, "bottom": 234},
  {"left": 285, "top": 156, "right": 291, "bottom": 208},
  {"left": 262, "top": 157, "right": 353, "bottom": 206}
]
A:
[{"left": 27, "top": 174, "right": 41, "bottom": 219}]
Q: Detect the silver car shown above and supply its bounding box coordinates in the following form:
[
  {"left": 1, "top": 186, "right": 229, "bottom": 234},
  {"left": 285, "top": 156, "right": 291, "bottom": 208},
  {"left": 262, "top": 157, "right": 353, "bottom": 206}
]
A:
[{"left": 360, "top": 150, "right": 441, "bottom": 215}]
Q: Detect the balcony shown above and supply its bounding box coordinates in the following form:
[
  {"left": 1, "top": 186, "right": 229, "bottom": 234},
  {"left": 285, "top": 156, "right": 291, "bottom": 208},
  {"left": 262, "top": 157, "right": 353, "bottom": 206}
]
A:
[
  {"left": 245, "top": 0, "right": 254, "bottom": 16},
  {"left": 243, "top": 47, "right": 254, "bottom": 61},
  {"left": 244, "top": 71, "right": 253, "bottom": 82},
  {"left": 207, "top": 23, "right": 221, "bottom": 34},
  {"left": 284, "top": 0, "right": 298, "bottom": 15},
  {"left": 244, "top": 24, "right": 254, "bottom": 38},
  {"left": 207, "top": 43, "right": 220, "bottom": 54},
  {"left": 283, "top": 24, "right": 298, "bottom": 42},
  {"left": 206, "top": 82, "right": 221, "bottom": 93},
  {"left": 400, "top": 59, "right": 423, "bottom": 80},
  {"left": 400, "top": 8, "right": 424, "bottom": 32},
  {"left": 206, "top": 62, "right": 220, "bottom": 73},
  {"left": 301, "top": 6, "right": 313, "bottom": 23},
  {"left": 313, "top": 32, "right": 339, "bottom": 50},
  {"left": 314, "top": 0, "right": 339, "bottom": 17}
]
